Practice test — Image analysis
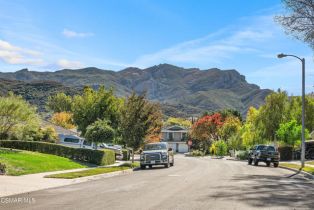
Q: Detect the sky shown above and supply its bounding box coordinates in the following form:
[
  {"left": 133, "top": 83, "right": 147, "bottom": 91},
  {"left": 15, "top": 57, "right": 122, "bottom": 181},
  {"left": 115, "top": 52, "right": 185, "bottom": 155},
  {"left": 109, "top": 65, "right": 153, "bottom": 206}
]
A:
[{"left": 0, "top": 0, "right": 313, "bottom": 95}]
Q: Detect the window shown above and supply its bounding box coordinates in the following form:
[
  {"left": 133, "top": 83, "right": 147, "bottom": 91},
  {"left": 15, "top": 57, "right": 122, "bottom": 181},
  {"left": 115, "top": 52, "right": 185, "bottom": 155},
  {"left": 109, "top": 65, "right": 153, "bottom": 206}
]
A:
[
  {"left": 64, "top": 138, "right": 80, "bottom": 143},
  {"left": 144, "top": 143, "right": 167, "bottom": 151},
  {"left": 169, "top": 133, "right": 173, "bottom": 140}
]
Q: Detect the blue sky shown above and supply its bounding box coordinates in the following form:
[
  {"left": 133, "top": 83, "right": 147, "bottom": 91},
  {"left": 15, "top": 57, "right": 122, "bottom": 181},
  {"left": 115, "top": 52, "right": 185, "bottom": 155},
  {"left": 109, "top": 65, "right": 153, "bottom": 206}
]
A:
[{"left": 0, "top": 0, "right": 313, "bottom": 95}]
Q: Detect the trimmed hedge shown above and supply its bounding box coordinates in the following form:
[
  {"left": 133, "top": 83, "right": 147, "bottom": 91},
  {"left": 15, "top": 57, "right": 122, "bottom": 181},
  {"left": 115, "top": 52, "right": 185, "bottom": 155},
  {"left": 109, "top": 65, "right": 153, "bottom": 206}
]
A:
[
  {"left": 278, "top": 146, "right": 293, "bottom": 161},
  {"left": 0, "top": 140, "right": 115, "bottom": 166},
  {"left": 122, "top": 149, "right": 131, "bottom": 161}
]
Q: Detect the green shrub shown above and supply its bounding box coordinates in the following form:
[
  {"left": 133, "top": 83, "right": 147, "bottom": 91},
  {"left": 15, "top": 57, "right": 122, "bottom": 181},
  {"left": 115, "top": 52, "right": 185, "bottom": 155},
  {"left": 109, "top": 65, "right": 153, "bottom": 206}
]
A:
[
  {"left": 214, "top": 140, "right": 228, "bottom": 157},
  {"left": 191, "top": 150, "right": 205, "bottom": 156},
  {"left": 122, "top": 149, "right": 131, "bottom": 161},
  {"left": 101, "top": 149, "right": 115, "bottom": 165},
  {"left": 0, "top": 140, "right": 115, "bottom": 166},
  {"left": 209, "top": 144, "right": 216, "bottom": 155},
  {"left": 0, "top": 162, "right": 6, "bottom": 174},
  {"left": 235, "top": 150, "right": 249, "bottom": 160}
]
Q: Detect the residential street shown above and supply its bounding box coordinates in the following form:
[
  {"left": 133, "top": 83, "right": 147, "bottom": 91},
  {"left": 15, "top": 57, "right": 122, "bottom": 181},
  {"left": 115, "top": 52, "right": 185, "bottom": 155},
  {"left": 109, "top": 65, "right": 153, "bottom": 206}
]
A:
[{"left": 2, "top": 155, "right": 314, "bottom": 210}]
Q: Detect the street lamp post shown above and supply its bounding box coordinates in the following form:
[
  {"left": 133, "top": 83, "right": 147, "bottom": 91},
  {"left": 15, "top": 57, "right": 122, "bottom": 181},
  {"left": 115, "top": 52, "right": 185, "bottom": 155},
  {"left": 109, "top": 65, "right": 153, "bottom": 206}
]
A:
[{"left": 277, "top": 53, "right": 305, "bottom": 168}]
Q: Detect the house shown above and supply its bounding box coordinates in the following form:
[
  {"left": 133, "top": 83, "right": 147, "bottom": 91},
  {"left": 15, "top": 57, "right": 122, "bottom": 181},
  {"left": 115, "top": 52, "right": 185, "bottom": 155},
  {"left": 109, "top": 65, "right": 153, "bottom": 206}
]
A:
[
  {"left": 41, "top": 120, "right": 84, "bottom": 148},
  {"left": 161, "top": 125, "right": 189, "bottom": 153}
]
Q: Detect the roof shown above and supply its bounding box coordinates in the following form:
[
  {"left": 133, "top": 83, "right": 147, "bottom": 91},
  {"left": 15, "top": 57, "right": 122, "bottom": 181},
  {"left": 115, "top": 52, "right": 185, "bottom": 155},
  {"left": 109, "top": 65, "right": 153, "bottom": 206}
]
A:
[
  {"left": 161, "top": 125, "right": 189, "bottom": 132},
  {"left": 41, "top": 120, "right": 80, "bottom": 136}
]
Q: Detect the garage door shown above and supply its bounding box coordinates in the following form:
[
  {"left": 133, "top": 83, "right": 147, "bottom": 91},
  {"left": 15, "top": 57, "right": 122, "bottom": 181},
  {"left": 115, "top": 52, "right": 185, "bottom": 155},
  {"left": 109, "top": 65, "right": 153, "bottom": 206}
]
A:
[{"left": 178, "top": 144, "right": 188, "bottom": 153}]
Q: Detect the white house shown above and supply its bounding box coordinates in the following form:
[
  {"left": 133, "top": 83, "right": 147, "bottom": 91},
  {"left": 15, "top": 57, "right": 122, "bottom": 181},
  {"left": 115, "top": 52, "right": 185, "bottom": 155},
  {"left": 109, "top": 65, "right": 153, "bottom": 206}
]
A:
[{"left": 161, "top": 125, "right": 189, "bottom": 153}]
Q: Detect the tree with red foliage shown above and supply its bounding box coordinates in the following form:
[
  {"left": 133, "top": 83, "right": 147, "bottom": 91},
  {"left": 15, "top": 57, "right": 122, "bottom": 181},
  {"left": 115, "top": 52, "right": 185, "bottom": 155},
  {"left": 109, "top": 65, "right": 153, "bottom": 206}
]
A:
[{"left": 190, "top": 113, "right": 224, "bottom": 152}]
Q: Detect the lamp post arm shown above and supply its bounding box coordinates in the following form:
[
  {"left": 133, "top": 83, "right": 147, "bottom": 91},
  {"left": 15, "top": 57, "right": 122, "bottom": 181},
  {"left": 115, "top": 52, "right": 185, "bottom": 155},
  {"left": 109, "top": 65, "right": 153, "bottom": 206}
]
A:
[{"left": 284, "top": 54, "right": 303, "bottom": 62}]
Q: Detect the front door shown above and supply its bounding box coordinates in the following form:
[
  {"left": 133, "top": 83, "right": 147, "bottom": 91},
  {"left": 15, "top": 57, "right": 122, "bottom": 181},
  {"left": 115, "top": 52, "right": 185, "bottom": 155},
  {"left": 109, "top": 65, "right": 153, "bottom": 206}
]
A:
[{"left": 176, "top": 143, "right": 179, "bottom": 152}]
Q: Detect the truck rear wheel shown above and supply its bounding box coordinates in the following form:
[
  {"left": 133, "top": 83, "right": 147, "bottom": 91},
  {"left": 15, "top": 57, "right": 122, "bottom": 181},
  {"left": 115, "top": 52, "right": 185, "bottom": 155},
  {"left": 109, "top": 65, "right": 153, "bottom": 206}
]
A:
[
  {"left": 254, "top": 158, "right": 258, "bottom": 166},
  {"left": 266, "top": 162, "right": 270, "bottom": 167},
  {"left": 273, "top": 162, "right": 279, "bottom": 168},
  {"left": 140, "top": 165, "right": 146, "bottom": 169}
]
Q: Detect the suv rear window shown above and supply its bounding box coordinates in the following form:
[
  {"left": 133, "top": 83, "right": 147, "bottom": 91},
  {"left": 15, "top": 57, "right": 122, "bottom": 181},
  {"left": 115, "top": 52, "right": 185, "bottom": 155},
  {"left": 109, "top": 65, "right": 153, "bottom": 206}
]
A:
[
  {"left": 256, "top": 145, "right": 267, "bottom": 150},
  {"left": 266, "top": 146, "right": 276, "bottom": 152}
]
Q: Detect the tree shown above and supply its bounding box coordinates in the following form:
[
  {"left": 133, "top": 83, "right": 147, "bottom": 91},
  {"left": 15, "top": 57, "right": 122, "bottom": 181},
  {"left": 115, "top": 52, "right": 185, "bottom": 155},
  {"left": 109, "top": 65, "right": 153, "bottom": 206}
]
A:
[
  {"left": 190, "top": 113, "right": 223, "bottom": 151},
  {"left": 227, "top": 134, "right": 243, "bottom": 152},
  {"left": 0, "top": 94, "right": 40, "bottom": 140},
  {"left": 47, "top": 93, "right": 73, "bottom": 113},
  {"left": 72, "top": 86, "right": 121, "bottom": 135},
  {"left": 120, "top": 92, "right": 162, "bottom": 160},
  {"left": 51, "top": 112, "right": 75, "bottom": 129},
  {"left": 276, "top": 120, "right": 309, "bottom": 148},
  {"left": 288, "top": 96, "right": 314, "bottom": 132},
  {"left": 276, "top": 0, "right": 314, "bottom": 49},
  {"left": 41, "top": 126, "right": 59, "bottom": 143},
  {"left": 85, "top": 119, "right": 115, "bottom": 148},
  {"left": 218, "top": 109, "right": 242, "bottom": 122},
  {"left": 145, "top": 104, "right": 163, "bottom": 144},
  {"left": 241, "top": 107, "right": 265, "bottom": 149},
  {"left": 258, "top": 91, "right": 289, "bottom": 141},
  {"left": 219, "top": 116, "right": 242, "bottom": 141},
  {"left": 165, "top": 117, "right": 192, "bottom": 127}
]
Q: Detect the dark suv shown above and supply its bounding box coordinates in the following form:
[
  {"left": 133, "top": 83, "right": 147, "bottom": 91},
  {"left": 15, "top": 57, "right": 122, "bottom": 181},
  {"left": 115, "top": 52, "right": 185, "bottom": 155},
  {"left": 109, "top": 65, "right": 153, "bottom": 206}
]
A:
[{"left": 248, "top": 145, "right": 279, "bottom": 167}]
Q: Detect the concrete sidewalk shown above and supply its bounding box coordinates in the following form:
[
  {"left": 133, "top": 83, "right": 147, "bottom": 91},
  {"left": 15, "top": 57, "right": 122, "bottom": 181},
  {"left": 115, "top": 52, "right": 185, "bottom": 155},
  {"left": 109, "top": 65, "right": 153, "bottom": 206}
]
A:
[{"left": 0, "top": 161, "right": 131, "bottom": 198}]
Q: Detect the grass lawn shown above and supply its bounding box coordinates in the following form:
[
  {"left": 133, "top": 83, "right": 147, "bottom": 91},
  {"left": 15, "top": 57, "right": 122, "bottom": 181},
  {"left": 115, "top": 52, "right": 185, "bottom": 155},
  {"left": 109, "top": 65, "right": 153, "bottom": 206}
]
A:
[
  {"left": 306, "top": 161, "right": 314, "bottom": 165},
  {"left": 0, "top": 148, "right": 86, "bottom": 176},
  {"left": 280, "top": 163, "right": 314, "bottom": 175},
  {"left": 45, "top": 166, "right": 130, "bottom": 179},
  {"left": 45, "top": 161, "right": 140, "bottom": 179}
]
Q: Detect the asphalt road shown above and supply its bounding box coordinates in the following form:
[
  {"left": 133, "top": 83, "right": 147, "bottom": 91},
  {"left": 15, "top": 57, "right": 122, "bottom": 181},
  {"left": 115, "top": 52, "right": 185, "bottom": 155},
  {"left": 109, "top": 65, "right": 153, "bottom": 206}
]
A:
[{"left": 1, "top": 155, "right": 314, "bottom": 210}]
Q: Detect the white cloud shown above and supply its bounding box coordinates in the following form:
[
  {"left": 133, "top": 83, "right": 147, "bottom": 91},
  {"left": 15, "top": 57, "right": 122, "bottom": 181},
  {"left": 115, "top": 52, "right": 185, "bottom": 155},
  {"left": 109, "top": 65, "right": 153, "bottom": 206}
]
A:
[
  {"left": 62, "top": 29, "right": 94, "bottom": 38},
  {"left": 132, "top": 15, "right": 276, "bottom": 68},
  {"left": 57, "top": 59, "right": 84, "bottom": 69},
  {"left": 0, "top": 39, "right": 43, "bottom": 65},
  {"left": 247, "top": 55, "right": 314, "bottom": 93}
]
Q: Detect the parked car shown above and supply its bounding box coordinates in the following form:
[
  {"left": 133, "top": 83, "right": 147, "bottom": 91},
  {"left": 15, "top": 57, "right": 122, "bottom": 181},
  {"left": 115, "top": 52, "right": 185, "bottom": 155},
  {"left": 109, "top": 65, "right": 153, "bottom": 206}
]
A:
[
  {"left": 81, "top": 140, "right": 98, "bottom": 150},
  {"left": 140, "top": 142, "right": 174, "bottom": 169},
  {"left": 248, "top": 145, "right": 279, "bottom": 167}
]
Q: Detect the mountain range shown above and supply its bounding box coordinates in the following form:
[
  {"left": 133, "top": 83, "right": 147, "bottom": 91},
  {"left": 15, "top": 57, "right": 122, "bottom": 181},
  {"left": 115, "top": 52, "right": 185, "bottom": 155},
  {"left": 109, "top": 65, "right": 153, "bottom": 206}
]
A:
[{"left": 0, "top": 64, "right": 271, "bottom": 117}]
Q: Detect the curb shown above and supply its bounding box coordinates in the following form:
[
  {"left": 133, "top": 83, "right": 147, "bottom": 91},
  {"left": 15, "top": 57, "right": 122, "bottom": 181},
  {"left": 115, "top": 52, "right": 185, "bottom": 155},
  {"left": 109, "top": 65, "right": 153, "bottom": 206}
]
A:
[
  {"left": 279, "top": 166, "right": 314, "bottom": 180},
  {"left": 46, "top": 168, "right": 134, "bottom": 181}
]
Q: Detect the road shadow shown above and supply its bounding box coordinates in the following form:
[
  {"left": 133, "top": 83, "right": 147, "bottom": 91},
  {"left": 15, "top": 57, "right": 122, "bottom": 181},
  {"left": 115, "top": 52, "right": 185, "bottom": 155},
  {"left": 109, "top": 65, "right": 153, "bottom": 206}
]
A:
[
  {"left": 137, "top": 165, "right": 169, "bottom": 171},
  {"left": 203, "top": 173, "right": 314, "bottom": 209}
]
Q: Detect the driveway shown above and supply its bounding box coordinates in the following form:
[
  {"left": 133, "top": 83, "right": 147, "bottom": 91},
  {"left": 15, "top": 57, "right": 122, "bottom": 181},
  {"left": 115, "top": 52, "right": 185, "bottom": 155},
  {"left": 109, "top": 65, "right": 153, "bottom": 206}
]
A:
[{"left": 1, "top": 155, "right": 314, "bottom": 210}]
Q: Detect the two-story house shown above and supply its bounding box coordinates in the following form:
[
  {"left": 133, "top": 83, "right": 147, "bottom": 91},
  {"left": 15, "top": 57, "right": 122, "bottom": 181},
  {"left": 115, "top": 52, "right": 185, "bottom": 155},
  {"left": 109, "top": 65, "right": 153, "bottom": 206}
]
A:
[{"left": 161, "top": 125, "right": 189, "bottom": 153}]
